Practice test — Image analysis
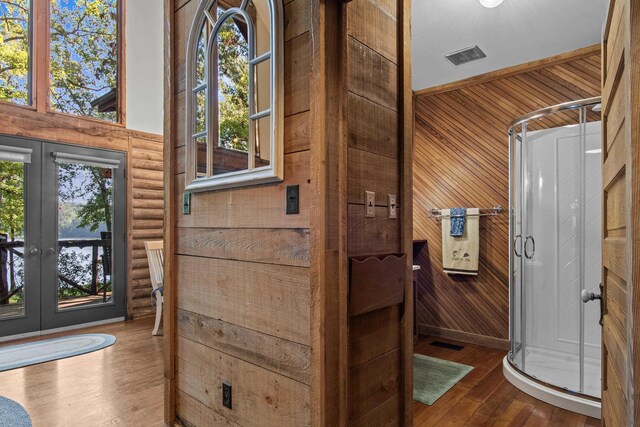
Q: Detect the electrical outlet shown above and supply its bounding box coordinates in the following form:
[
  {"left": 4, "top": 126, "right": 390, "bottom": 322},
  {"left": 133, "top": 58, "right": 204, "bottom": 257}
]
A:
[
  {"left": 388, "top": 194, "right": 397, "bottom": 219},
  {"left": 286, "top": 185, "right": 299, "bottom": 214},
  {"left": 365, "top": 191, "right": 375, "bottom": 217},
  {"left": 222, "top": 382, "right": 232, "bottom": 409}
]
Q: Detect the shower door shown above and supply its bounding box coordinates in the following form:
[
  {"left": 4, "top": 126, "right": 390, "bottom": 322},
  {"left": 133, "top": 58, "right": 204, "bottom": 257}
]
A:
[{"left": 509, "top": 105, "right": 602, "bottom": 398}]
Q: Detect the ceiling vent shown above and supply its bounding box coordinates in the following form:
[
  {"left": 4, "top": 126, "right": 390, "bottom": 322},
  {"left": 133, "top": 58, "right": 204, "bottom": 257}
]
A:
[{"left": 445, "top": 45, "right": 486, "bottom": 66}]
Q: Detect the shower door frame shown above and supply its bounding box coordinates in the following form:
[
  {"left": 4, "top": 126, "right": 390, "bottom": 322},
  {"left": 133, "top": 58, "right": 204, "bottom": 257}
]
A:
[{"left": 507, "top": 96, "right": 602, "bottom": 400}]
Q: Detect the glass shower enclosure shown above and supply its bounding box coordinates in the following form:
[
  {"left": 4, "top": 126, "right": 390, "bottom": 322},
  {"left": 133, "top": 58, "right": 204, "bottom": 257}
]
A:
[{"left": 507, "top": 97, "right": 603, "bottom": 406}]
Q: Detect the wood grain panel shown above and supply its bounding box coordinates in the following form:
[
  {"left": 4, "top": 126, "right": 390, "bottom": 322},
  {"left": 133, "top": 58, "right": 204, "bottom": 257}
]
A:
[
  {"left": 176, "top": 309, "right": 311, "bottom": 384},
  {"left": 347, "top": 205, "right": 401, "bottom": 257},
  {"left": 175, "top": 151, "right": 310, "bottom": 229},
  {"left": 176, "top": 336, "right": 311, "bottom": 427},
  {"left": 413, "top": 49, "right": 601, "bottom": 343},
  {"left": 344, "top": 0, "right": 408, "bottom": 424},
  {"left": 347, "top": 36, "right": 398, "bottom": 112},
  {"left": 348, "top": 306, "right": 401, "bottom": 368},
  {"left": 600, "top": 0, "right": 640, "bottom": 423},
  {"left": 347, "top": 92, "right": 398, "bottom": 159},
  {"left": 176, "top": 227, "right": 310, "bottom": 267},
  {"left": 347, "top": 148, "right": 399, "bottom": 206},
  {"left": 169, "top": 0, "right": 313, "bottom": 424},
  {"left": 175, "top": 254, "right": 310, "bottom": 344},
  {"left": 348, "top": 348, "right": 401, "bottom": 423}
]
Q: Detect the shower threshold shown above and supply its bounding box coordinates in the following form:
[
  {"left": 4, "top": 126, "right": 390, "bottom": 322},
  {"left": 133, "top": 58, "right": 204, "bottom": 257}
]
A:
[{"left": 503, "top": 357, "right": 601, "bottom": 419}]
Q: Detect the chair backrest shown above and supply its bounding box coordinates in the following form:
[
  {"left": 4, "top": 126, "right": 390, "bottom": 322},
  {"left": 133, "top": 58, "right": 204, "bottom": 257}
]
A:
[
  {"left": 100, "top": 231, "right": 112, "bottom": 275},
  {"left": 145, "top": 240, "right": 164, "bottom": 290}
]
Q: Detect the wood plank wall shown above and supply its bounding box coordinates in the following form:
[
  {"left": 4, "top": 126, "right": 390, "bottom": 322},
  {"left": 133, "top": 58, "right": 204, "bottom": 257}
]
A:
[
  {"left": 170, "top": 0, "right": 313, "bottom": 425},
  {"left": 0, "top": 100, "right": 164, "bottom": 320},
  {"left": 344, "top": 0, "right": 407, "bottom": 425},
  {"left": 600, "top": 0, "right": 640, "bottom": 424},
  {"left": 412, "top": 46, "right": 601, "bottom": 348}
]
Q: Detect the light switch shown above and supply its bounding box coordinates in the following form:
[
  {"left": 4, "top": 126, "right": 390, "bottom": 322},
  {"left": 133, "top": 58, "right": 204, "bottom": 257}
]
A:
[
  {"left": 388, "top": 194, "right": 397, "bottom": 219},
  {"left": 183, "top": 192, "right": 191, "bottom": 215},
  {"left": 365, "top": 191, "right": 375, "bottom": 217}
]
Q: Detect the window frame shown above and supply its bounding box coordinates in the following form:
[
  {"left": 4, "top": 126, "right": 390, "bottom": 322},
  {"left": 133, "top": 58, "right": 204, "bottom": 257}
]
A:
[
  {"left": 184, "top": 0, "right": 283, "bottom": 192},
  {"left": 0, "top": 0, "right": 126, "bottom": 125}
]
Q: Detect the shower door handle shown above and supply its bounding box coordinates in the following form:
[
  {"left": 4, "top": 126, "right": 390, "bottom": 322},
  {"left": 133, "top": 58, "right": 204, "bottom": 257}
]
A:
[
  {"left": 514, "top": 235, "right": 522, "bottom": 257},
  {"left": 581, "top": 283, "right": 604, "bottom": 326},
  {"left": 524, "top": 236, "right": 535, "bottom": 259}
]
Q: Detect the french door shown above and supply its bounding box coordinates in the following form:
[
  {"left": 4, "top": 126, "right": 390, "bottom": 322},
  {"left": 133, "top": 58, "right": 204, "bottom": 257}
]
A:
[{"left": 0, "top": 136, "right": 126, "bottom": 338}]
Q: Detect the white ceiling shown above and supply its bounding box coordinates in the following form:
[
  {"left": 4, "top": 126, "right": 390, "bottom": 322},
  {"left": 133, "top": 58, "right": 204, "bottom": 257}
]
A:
[{"left": 412, "top": 0, "right": 609, "bottom": 91}]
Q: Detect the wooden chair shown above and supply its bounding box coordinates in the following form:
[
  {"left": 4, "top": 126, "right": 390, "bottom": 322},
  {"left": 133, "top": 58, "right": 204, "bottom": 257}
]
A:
[{"left": 144, "top": 240, "right": 164, "bottom": 336}]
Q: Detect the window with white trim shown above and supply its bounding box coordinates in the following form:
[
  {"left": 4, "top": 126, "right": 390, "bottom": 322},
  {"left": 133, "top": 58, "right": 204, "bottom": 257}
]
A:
[{"left": 185, "top": 0, "right": 283, "bottom": 192}]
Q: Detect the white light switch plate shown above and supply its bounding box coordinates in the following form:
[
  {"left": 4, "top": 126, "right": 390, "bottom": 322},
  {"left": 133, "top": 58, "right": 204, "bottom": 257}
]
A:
[
  {"left": 388, "top": 194, "right": 397, "bottom": 219},
  {"left": 365, "top": 191, "right": 375, "bottom": 217}
]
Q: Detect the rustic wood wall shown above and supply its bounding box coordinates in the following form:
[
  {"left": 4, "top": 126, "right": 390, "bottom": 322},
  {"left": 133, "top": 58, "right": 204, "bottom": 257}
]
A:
[
  {"left": 0, "top": 100, "right": 164, "bottom": 320},
  {"left": 600, "top": 0, "right": 640, "bottom": 424},
  {"left": 169, "top": 0, "right": 313, "bottom": 425},
  {"left": 412, "top": 46, "right": 601, "bottom": 348},
  {"left": 344, "top": 0, "right": 412, "bottom": 425}
]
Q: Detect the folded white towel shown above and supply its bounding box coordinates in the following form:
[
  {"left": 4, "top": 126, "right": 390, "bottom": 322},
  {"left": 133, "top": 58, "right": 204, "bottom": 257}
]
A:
[{"left": 441, "top": 208, "right": 479, "bottom": 275}]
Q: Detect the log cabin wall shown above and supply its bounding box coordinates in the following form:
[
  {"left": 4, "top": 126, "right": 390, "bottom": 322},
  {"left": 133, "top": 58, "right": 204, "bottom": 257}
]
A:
[
  {"left": 168, "top": 0, "right": 313, "bottom": 425},
  {"left": 0, "top": 104, "right": 164, "bottom": 319},
  {"left": 412, "top": 46, "right": 601, "bottom": 349}
]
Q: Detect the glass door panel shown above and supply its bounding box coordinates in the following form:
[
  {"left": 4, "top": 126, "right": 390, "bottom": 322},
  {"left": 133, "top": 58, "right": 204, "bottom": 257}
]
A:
[
  {"left": 522, "top": 109, "right": 582, "bottom": 393},
  {"left": 41, "top": 143, "right": 126, "bottom": 331},
  {"left": 55, "top": 163, "right": 114, "bottom": 311},
  {"left": 0, "top": 138, "right": 41, "bottom": 337}
]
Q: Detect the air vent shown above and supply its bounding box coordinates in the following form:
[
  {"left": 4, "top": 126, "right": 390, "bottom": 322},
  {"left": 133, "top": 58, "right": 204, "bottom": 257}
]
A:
[{"left": 445, "top": 45, "right": 487, "bottom": 66}]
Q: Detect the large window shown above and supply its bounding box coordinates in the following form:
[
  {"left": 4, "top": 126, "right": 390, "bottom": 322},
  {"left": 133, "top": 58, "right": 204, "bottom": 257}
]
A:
[
  {"left": 185, "top": 0, "right": 283, "bottom": 192},
  {"left": 50, "top": 0, "right": 119, "bottom": 121},
  {"left": 0, "top": 0, "right": 122, "bottom": 123}
]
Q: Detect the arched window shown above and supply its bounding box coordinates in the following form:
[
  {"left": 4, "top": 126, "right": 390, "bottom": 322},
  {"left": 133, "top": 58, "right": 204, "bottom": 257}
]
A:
[{"left": 185, "top": 0, "right": 283, "bottom": 191}]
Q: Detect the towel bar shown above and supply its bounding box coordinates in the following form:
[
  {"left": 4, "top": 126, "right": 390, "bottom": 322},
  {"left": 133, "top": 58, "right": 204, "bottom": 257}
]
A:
[{"left": 429, "top": 205, "right": 503, "bottom": 218}]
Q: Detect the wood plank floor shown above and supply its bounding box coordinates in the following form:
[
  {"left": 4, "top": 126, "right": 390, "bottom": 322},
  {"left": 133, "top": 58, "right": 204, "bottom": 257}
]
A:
[
  {"left": 413, "top": 336, "right": 601, "bottom": 426},
  {"left": 0, "top": 317, "right": 164, "bottom": 427}
]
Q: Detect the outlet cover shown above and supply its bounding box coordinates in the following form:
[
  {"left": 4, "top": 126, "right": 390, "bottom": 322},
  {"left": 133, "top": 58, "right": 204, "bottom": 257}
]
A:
[
  {"left": 222, "top": 382, "right": 232, "bottom": 409},
  {"left": 365, "top": 191, "right": 375, "bottom": 218},
  {"left": 286, "top": 185, "right": 299, "bottom": 214},
  {"left": 183, "top": 192, "right": 191, "bottom": 215},
  {"left": 388, "top": 194, "right": 397, "bottom": 219}
]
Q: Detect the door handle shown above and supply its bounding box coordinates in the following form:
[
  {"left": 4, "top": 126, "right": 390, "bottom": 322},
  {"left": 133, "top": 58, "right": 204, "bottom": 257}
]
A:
[
  {"left": 524, "top": 236, "right": 535, "bottom": 259},
  {"left": 47, "top": 247, "right": 56, "bottom": 254},
  {"left": 28, "top": 246, "right": 41, "bottom": 256},
  {"left": 581, "top": 283, "right": 604, "bottom": 326},
  {"left": 514, "top": 235, "right": 522, "bottom": 257}
]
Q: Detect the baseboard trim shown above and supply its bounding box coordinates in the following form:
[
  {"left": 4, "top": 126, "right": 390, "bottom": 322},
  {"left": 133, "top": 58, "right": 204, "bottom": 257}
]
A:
[
  {"left": 0, "top": 317, "right": 126, "bottom": 343},
  {"left": 418, "top": 324, "right": 509, "bottom": 350}
]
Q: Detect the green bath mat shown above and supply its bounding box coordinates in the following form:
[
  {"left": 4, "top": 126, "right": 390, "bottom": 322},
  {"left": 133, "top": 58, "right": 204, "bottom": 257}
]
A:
[{"left": 413, "top": 354, "right": 473, "bottom": 405}]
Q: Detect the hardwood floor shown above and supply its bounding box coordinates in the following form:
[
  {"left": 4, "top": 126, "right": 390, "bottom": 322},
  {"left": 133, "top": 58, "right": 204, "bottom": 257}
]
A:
[
  {"left": 0, "top": 322, "right": 601, "bottom": 426},
  {"left": 413, "top": 336, "right": 601, "bottom": 426},
  {"left": 0, "top": 317, "right": 164, "bottom": 427}
]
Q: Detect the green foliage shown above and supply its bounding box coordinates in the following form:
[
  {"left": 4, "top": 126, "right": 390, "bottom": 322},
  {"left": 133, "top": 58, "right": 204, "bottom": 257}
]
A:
[
  {"left": 0, "top": 0, "right": 118, "bottom": 120},
  {"left": 58, "top": 163, "right": 112, "bottom": 233},
  {"left": 196, "top": 13, "right": 250, "bottom": 152},
  {"left": 0, "top": 0, "right": 30, "bottom": 105},
  {"left": 217, "top": 17, "right": 249, "bottom": 151},
  {"left": 0, "top": 160, "right": 24, "bottom": 239},
  {"left": 50, "top": 0, "right": 118, "bottom": 121}
]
